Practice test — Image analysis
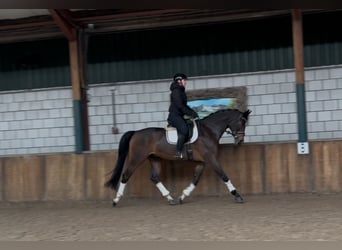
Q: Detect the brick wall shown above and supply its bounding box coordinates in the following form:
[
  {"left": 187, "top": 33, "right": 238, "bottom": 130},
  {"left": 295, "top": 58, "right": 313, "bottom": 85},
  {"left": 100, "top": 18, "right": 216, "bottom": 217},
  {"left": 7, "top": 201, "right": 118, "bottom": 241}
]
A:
[
  {"left": 0, "top": 88, "right": 74, "bottom": 155},
  {"left": 1, "top": 65, "right": 342, "bottom": 155}
]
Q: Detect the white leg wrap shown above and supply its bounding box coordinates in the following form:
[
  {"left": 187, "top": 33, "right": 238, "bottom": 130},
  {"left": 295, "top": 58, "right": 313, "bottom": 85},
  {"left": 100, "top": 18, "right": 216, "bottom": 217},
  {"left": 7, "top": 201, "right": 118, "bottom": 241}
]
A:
[
  {"left": 180, "top": 183, "right": 196, "bottom": 201},
  {"left": 183, "top": 183, "right": 196, "bottom": 197},
  {"left": 117, "top": 182, "right": 126, "bottom": 197},
  {"left": 156, "top": 182, "right": 170, "bottom": 197},
  {"left": 225, "top": 180, "right": 236, "bottom": 192},
  {"left": 113, "top": 182, "right": 126, "bottom": 203}
]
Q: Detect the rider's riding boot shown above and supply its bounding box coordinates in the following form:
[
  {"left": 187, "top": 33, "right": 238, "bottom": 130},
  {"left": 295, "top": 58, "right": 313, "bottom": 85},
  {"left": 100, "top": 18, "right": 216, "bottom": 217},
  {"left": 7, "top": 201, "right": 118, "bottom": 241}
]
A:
[{"left": 175, "top": 134, "right": 186, "bottom": 159}]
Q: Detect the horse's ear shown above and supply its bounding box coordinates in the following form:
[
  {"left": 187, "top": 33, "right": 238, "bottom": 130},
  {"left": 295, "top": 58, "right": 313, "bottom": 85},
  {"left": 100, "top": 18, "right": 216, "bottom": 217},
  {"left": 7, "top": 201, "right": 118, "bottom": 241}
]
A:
[{"left": 244, "top": 109, "right": 252, "bottom": 118}]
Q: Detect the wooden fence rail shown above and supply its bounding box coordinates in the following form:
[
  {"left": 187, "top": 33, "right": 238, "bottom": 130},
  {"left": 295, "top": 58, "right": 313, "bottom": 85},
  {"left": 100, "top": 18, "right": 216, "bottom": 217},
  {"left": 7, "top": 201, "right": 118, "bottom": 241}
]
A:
[{"left": 1, "top": 141, "right": 341, "bottom": 202}]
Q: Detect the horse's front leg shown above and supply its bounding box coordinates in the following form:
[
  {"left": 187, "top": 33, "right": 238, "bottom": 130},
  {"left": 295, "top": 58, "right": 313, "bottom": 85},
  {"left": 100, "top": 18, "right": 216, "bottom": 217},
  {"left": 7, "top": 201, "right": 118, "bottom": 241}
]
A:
[
  {"left": 149, "top": 157, "right": 177, "bottom": 205},
  {"left": 179, "top": 164, "right": 205, "bottom": 204},
  {"left": 208, "top": 156, "right": 243, "bottom": 203}
]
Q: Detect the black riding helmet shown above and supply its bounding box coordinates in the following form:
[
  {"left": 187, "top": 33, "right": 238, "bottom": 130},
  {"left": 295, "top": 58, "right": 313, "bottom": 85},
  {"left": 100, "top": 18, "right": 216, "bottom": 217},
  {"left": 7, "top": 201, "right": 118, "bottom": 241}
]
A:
[{"left": 173, "top": 73, "right": 188, "bottom": 81}]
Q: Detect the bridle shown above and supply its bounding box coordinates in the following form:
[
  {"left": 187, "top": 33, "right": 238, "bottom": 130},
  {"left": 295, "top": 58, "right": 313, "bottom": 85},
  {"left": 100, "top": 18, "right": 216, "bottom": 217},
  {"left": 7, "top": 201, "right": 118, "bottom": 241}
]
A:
[{"left": 225, "top": 116, "right": 247, "bottom": 139}]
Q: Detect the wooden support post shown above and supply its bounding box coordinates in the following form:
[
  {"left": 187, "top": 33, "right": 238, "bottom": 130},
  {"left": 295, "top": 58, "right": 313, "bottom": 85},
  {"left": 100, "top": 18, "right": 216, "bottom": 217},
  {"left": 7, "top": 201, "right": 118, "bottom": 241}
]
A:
[
  {"left": 69, "top": 39, "right": 84, "bottom": 153},
  {"left": 292, "top": 9, "right": 309, "bottom": 154},
  {"left": 292, "top": 9, "right": 305, "bottom": 84},
  {"left": 50, "top": 9, "right": 90, "bottom": 153},
  {"left": 78, "top": 29, "right": 90, "bottom": 151}
]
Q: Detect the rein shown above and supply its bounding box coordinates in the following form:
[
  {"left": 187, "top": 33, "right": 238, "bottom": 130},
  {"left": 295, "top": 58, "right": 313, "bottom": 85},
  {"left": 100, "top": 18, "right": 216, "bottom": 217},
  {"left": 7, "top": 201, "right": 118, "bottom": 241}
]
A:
[{"left": 225, "top": 130, "right": 245, "bottom": 138}]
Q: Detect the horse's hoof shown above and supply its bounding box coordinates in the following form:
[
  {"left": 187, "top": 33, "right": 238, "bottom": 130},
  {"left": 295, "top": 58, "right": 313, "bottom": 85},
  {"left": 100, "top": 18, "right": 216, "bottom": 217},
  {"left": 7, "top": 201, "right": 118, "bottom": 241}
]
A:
[
  {"left": 168, "top": 199, "right": 178, "bottom": 205},
  {"left": 178, "top": 197, "right": 183, "bottom": 205},
  {"left": 235, "top": 196, "right": 244, "bottom": 203},
  {"left": 112, "top": 201, "right": 117, "bottom": 207}
]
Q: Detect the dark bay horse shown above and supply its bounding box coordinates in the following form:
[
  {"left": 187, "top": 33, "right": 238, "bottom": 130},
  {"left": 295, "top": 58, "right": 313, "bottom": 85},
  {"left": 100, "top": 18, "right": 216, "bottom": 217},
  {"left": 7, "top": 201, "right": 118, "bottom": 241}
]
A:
[{"left": 105, "top": 109, "right": 251, "bottom": 206}]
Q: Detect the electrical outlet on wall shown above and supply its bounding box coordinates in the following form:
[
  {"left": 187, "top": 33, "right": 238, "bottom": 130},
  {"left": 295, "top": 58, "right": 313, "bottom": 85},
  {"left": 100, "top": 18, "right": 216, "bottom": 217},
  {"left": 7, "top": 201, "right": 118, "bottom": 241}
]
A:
[{"left": 297, "top": 142, "right": 309, "bottom": 154}]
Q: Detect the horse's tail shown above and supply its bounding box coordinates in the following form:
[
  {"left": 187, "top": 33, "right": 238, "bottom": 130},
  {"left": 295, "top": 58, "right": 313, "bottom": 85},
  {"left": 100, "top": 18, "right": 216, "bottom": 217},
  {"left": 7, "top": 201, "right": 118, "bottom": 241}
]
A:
[{"left": 104, "top": 130, "right": 135, "bottom": 190}]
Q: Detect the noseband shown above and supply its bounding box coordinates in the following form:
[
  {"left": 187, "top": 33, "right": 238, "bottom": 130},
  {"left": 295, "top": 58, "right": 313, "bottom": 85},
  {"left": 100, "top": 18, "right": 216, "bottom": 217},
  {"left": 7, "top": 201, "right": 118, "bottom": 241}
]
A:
[{"left": 225, "top": 116, "right": 247, "bottom": 139}]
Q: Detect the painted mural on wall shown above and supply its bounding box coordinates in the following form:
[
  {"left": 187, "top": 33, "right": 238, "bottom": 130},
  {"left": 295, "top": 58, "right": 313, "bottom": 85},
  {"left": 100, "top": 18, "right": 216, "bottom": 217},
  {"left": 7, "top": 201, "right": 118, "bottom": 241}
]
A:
[
  {"left": 186, "top": 86, "right": 247, "bottom": 118},
  {"left": 188, "top": 98, "right": 237, "bottom": 118}
]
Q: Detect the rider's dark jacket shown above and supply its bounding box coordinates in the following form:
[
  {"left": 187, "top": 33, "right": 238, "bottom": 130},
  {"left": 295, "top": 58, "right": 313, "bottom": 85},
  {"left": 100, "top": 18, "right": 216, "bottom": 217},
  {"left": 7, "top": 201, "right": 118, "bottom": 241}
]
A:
[{"left": 167, "top": 81, "right": 198, "bottom": 121}]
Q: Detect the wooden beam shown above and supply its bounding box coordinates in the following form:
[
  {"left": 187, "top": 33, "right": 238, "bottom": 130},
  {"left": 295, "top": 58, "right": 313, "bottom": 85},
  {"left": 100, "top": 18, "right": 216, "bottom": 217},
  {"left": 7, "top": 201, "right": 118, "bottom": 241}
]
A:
[
  {"left": 78, "top": 10, "right": 293, "bottom": 35},
  {"left": 292, "top": 9, "right": 308, "bottom": 145},
  {"left": 69, "top": 40, "right": 81, "bottom": 100},
  {"left": 75, "top": 9, "right": 193, "bottom": 22},
  {"left": 0, "top": 32, "right": 63, "bottom": 44},
  {"left": 69, "top": 38, "right": 89, "bottom": 152},
  {"left": 49, "top": 9, "right": 76, "bottom": 41},
  {"left": 292, "top": 9, "right": 305, "bottom": 84},
  {"left": 56, "top": 9, "right": 81, "bottom": 28},
  {"left": 0, "top": 20, "right": 55, "bottom": 31},
  {"left": 49, "top": 9, "right": 89, "bottom": 152}
]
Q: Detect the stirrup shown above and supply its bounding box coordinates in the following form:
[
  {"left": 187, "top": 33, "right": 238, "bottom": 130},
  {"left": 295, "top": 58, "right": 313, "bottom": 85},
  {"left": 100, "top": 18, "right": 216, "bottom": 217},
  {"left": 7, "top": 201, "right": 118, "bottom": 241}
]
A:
[{"left": 175, "top": 151, "right": 183, "bottom": 159}]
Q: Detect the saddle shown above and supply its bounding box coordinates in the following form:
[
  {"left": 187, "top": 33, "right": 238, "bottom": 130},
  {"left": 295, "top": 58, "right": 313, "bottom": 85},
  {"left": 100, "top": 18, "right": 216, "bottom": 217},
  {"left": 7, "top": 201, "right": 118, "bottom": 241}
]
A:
[
  {"left": 165, "top": 120, "right": 199, "bottom": 160},
  {"left": 165, "top": 120, "right": 199, "bottom": 145}
]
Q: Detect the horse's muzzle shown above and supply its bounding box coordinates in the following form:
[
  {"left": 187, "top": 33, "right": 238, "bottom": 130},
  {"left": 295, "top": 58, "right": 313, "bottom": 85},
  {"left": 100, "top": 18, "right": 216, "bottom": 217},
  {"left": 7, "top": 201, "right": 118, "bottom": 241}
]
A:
[
  {"left": 226, "top": 130, "right": 245, "bottom": 145},
  {"left": 234, "top": 134, "right": 245, "bottom": 145},
  {"left": 234, "top": 138, "right": 244, "bottom": 145}
]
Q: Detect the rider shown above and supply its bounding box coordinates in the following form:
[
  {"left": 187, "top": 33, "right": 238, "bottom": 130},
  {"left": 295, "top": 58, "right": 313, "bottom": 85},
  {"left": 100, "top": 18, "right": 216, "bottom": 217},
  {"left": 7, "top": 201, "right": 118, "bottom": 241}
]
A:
[{"left": 167, "top": 73, "right": 199, "bottom": 159}]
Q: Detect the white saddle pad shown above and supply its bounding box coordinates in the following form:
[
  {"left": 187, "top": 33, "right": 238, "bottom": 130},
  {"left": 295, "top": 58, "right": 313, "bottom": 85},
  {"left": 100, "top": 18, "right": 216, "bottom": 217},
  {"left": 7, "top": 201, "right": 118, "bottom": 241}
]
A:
[{"left": 165, "top": 121, "right": 199, "bottom": 145}]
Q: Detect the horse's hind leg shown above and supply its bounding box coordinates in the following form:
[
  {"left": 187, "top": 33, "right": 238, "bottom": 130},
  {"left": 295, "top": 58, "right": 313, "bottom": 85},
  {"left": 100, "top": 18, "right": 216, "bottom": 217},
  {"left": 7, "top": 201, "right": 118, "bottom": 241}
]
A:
[
  {"left": 149, "top": 157, "right": 177, "bottom": 205},
  {"left": 224, "top": 179, "right": 243, "bottom": 203},
  {"left": 179, "top": 164, "right": 205, "bottom": 204},
  {"left": 113, "top": 182, "right": 126, "bottom": 205},
  {"left": 112, "top": 156, "right": 146, "bottom": 206}
]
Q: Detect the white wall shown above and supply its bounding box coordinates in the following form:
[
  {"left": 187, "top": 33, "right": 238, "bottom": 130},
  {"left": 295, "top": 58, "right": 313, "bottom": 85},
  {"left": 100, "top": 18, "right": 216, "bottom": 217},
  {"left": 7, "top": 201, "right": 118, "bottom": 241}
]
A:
[
  {"left": 0, "top": 88, "right": 74, "bottom": 155},
  {"left": 1, "top": 65, "right": 342, "bottom": 156}
]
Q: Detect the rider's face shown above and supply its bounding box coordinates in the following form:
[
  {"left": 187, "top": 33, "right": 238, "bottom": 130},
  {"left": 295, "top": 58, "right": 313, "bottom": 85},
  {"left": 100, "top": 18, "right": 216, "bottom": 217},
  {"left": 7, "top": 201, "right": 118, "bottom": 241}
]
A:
[{"left": 180, "top": 79, "right": 187, "bottom": 87}]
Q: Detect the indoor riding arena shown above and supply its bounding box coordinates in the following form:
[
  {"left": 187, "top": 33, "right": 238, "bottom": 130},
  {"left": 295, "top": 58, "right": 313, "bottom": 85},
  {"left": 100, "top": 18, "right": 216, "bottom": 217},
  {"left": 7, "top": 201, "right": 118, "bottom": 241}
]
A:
[{"left": 1, "top": 9, "right": 342, "bottom": 241}]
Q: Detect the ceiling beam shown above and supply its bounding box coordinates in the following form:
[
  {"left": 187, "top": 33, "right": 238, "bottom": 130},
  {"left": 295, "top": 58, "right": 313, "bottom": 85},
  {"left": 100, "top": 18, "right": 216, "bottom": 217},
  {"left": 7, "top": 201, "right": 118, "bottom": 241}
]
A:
[
  {"left": 56, "top": 9, "right": 81, "bottom": 28},
  {"left": 80, "top": 10, "right": 293, "bottom": 34},
  {"left": 0, "top": 9, "right": 333, "bottom": 44},
  {"left": 0, "top": 20, "right": 55, "bottom": 31},
  {"left": 75, "top": 9, "right": 192, "bottom": 23},
  {"left": 49, "top": 9, "right": 77, "bottom": 41}
]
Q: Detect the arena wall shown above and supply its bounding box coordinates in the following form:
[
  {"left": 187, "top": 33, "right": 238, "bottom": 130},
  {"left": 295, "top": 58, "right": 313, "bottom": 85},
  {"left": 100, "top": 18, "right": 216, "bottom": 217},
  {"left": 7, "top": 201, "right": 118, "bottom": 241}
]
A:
[
  {"left": 1, "top": 140, "right": 341, "bottom": 202},
  {"left": 1, "top": 65, "right": 342, "bottom": 156}
]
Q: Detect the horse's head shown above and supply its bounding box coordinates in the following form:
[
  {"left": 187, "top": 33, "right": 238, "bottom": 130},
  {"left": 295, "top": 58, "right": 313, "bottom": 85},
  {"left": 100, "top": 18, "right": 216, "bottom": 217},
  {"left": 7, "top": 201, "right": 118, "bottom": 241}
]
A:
[{"left": 226, "top": 109, "right": 252, "bottom": 145}]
